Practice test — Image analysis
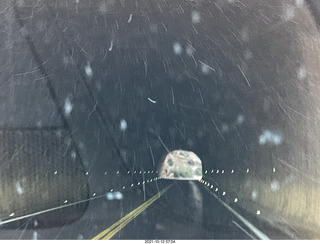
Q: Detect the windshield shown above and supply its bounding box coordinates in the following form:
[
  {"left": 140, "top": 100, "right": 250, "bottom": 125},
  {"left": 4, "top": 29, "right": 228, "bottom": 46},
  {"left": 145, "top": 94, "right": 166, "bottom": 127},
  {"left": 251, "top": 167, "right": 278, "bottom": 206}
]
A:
[{"left": 1, "top": 0, "right": 320, "bottom": 240}]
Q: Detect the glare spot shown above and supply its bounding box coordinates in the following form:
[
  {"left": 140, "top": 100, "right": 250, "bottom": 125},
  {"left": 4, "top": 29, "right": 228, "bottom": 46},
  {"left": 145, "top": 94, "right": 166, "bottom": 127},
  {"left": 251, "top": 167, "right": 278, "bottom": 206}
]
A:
[
  {"left": 251, "top": 190, "right": 258, "bottom": 201},
  {"left": 155, "top": 223, "right": 165, "bottom": 231},
  {"left": 295, "top": 0, "right": 304, "bottom": 7},
  {"left": 16, "top": 0, "right": 25, "bottom": 7},
  {"left": 191, "top": 11, "right": 201, "bottom": 24},
  {"left": 185, "top": 45, "right": 195, "bottom": 56},
  {"left": 71, "top": 151, "right": 76, "bottom": 159},
  {"left": 120, "top": 119, "right": 127, "bottom": 131},
  {"left": 85, "top": 63, "right": 93, "bottom": 77},
  {"left": 150, "top": 23, "right": 158, "bottom": 33},
  {"left": 98, "top": 1, "right": 115, "bottom": 13},
  {"left": 15, "top": 182, "right": 24, "bottom": 195},
  {"left": 78, "top": 142, "right": 84, "bottom": 149},
  {"left": 173, "top": 42, "right": 182, "bottom": 55},
  {"left": 55, "top": 130, "right": 62, "bottom": 138},
  {"left": 201, "top": 63, "right": 211, "bottom": 75},
  {"left": 270, "top": 180, "right": 280, "bottom": 192},
  {"left": 283, "top": 6, "right": 295, "bottom": 21},
  {"left": 106, "top": 191, "right": 123, "bottom": 200},
  {"left": 221, "top": 124, "right": 229, "bottom": 132},
  {"left": 297, "top": 67, "right": 306, "bottom": 80},
  {"left": 109, "top": 40, "right": 113, "bottom": 51},
  {"left": 114, "top": 192, "right": 123, "bottom": 200},
  {"left": 32, "top": 231, "right": 38, "bottom": 240},
  {"left": 147, "top": 97, "right": 157, "bottom": 104},
  {"left": 127, "top": 14, "right": 133, "bottom": 23},
  {"left": 240, "top": 27, "right": 249, "bottom": 42},
  {"left": 243, "top": 49, "right": 253, "bottom": 60},
  {"left": 96, "top": 82, "right": 102, "bottom": 92},
  {"left": 64, "top": 97, "right": 73, "bottom": 116},
  {"left": 236, "top": 114, "right": 245, "bottom": 125},
  {"left": 259, "top": 130, "right": 283, "bottom": 145}
]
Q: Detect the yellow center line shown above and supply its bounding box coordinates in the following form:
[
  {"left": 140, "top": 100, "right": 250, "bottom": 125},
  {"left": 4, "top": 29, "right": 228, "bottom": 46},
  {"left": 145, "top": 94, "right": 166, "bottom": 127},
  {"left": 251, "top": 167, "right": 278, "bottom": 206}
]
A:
[
  {"left": 92, "top": 184, "right": 173, "bottom": 240},
  {"left": 102, "top": 192, "right": 159, "bottom": 239},
  {"left": 92, "top": 190, "right": 161, "bottom": 240},
  {"left": 102, "top": 194, "right": 160, "bottom": 240}
]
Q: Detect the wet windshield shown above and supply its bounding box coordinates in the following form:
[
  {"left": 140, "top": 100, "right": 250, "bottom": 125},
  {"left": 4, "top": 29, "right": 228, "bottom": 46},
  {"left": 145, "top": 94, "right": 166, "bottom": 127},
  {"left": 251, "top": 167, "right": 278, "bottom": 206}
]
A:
[{"left": 1, "top": 0, "right": 320, "bottom": 240}]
